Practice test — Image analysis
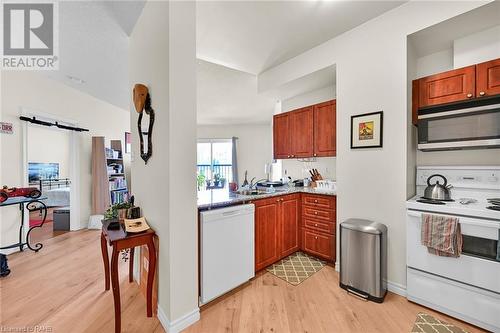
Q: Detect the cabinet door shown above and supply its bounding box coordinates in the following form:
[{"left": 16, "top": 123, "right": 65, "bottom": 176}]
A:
[
  {"left": 476, "top": 58, "right": 500, "bottom": 97},
  {"left": 313, "top": 100, "right": 336, "bottom": 157},
  {"left": 301, "top": 229, "right": 334, "bottom": 261},
  {"left": 273, "top": 114, "right": 291, "bottom": 159},
  {"left": 280, "top": 194, "right": 300, "bottom": 258},
  {"left": 418, "top": 65, "right": 476, "bottom": 107},
  {"left": 254, "top": 198, "right": 280, "bottom": 272},
  {"left": 290, "top": 107, "right": 314, "bottom": 158}
]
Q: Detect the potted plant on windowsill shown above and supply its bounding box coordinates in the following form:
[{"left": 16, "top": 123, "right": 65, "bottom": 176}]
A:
[{"left": 213, "top": 173, "right": 221, "bottom": 187}]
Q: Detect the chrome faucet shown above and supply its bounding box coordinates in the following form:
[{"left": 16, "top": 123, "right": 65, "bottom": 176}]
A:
[{"left": 250, "top": 178, "right": 267, "bottom": 189}]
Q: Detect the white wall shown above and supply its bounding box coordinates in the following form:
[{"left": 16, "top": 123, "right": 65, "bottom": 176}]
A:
[
  {"left": 257, "top": 1, "right": 490, "bottom": 290},
  {"left": 281, "top": 85, "right": 335, "bottom": 112},
  {"left": 415, "top": 48, "right": 453, "bottom": 78},
  {"left": 0, "top": 71, "right": 130, "bottom": 249},
  {"left": 197, "top": 124, "right": 272, "bottom": 183},
  {"left": 454, "top": 25, "right": 500, "bottom": 68},
  {"left": 129, "top": 1, "right": 198, "bottom": 330},
  {"left": 27, "top": 126, "right": 70, "bottom": 179}
]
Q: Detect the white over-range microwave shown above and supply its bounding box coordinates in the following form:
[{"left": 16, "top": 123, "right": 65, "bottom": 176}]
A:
[{"left": 418, "top": 97, "right": 500, "bottom": 151}]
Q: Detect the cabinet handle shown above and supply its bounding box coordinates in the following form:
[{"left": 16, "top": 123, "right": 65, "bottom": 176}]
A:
[
  {"left": 479, "top": 91, "right": 485, "bottom": 96},
  {"left": 314, "top": 153, "right": 317, "bottom": 157},
  {"left": 287, "top": 155, "right": 291, "bottom": 158},
  {"left": 466, "top": 93, "right": 473, "bottom": 98},
  {"left": 276, "top": 199, "right": 280, "bottom": 202},
  {"left": 315, "top": 236, "right": 318, "bottom": 240},
  {"left": 314, "top": 224, "right": 318, "bottom": 227},
  {"left": 291, "top": 155, "right": 295, "bottom": 158},
  {"left": 314, "top": 200, "right": 318, "bottom": 203},
  {"left": 314, "top": 211, "right": 318, "bottom": 215}
]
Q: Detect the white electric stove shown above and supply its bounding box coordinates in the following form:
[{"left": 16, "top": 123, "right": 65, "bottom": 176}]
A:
[{"left": 406, "top": 166, "right": 500, "bottom": 332}]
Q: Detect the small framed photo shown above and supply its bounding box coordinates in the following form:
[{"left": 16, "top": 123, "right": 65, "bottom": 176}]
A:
[
  {"left": 351, "top": 111, "right": 383, "bottom": 149},
  {"left": 125, "top": 132, "right": 131, "bottom": 153}
]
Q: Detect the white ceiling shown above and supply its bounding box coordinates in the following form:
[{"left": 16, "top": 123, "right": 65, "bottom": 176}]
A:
[
  {"left": 197, "top": 60, "right": 276, "bottom": 125},
  {"left": 42, "top": 1, "right": 144, "bottom": 110},
  {"left": 197, "top": 1, "right": 405, "bottom": 75},
  {"left": 40, "top": 1, "right": 406, "bottom": 120},
  {"left": 409, "top": 1, "right": 500, "bottom": 57}
]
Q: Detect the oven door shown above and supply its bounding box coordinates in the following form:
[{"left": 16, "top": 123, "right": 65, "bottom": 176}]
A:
[
  {"left": 418, "top": 103, "right": 500, "bottom": 151},
  {"left": 407, "top": 210, "right": 500, "bottom": 293}
]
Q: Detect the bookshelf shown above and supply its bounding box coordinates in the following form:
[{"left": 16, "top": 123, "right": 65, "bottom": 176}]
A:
[{"left": 91, "top": 137, "right": 130, "bottom": 215}]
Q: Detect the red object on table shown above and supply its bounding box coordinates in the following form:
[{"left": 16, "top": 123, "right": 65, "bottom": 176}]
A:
[
  {"left": 0, "top": 186, "right": 41, "bottom": 203},
  {"left": 100, "top": 222, "right": 157, "bottom": 333}
]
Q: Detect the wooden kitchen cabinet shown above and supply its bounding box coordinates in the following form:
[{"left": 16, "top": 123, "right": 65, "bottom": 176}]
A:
[
  {"left": 289, "top": 107, "right": 314, "bottom": 158},
  {"left": 280, "top": 194, "right": 300, "bottom": 258},
  {"left": 301, "top": 194, "right": 336, "bottom": 262},
  {"left": 273, "top": 100, "right": 336, "bottom": 159},
  {"left": 254, "top": 197, "right": 281, "bottom": 272},
  {"left": 253, "top": 194, "right": 300, "bottom": 272},
  {"left": 301, "top": 228, "right": 334, "bottom": 261},
  {"left": 476, "top": 58, "right": 500, "bottom": 97},
  {"left": 418, "top": 65, "right": 476, "bottom": 108},
  {"left": 412, "top": 57, "right": 500, "bottom": 126},
  {"left": 313, "top": 100, "right": 336, "bottom": 157},
  {"left": 273, "top": 113, "right": 291, "bottom": 159}
]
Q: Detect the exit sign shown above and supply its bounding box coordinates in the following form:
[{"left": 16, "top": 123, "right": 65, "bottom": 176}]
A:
[{"left": 0, "top": 122, "right": 13, "bottom": 134}]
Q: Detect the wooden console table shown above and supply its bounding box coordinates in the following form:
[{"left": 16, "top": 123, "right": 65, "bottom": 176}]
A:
[{"left": 100, "top": 222, "right": 157, "bottom": 333}]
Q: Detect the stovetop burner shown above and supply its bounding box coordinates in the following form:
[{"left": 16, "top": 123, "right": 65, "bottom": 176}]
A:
[
  {"left": 417, "top": 199, "right": 446, "bottom": 205},
  {"left": 486, "top": 205, "right": 500, "bottom": 211}
]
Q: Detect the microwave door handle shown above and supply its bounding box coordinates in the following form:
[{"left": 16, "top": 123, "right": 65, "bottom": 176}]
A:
[{"left": 418, "top": 103, "right": 500, "bottom": 120}]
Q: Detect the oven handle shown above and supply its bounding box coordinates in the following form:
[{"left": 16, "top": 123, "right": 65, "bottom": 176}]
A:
[{"left": 407, "top": 210, "right": 500, "bottom": 229}]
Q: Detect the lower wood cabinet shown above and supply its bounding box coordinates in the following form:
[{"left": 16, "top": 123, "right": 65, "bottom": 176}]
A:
[
  {"left": 301, "top": 228, "right": 334, "bottom": 261},
  {"left": 280, "top": 194, "right": 300, "bottom": 258},
  {"left": 301, "top": 194, "right": 336, "bottom": 262},
  {"left": 254, "top": 197, "right": 281, "bottom": 272},
  {"left": 254, "top": 193, "right": 336, "bottom": 272}
]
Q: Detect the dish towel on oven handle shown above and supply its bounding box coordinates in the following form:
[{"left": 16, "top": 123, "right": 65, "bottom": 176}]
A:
[{"left": 421, "top": 213, "right": 462, "bottom": 258}]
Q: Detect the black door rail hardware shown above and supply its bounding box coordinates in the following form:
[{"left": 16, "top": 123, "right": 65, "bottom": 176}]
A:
[{"left": 19, "top": 116, "right": 89, "bottom": 132}]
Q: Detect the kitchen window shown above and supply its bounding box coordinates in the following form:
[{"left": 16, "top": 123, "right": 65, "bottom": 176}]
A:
[{"left": 197, "top": 139, "right": 233, "bottom": 191}]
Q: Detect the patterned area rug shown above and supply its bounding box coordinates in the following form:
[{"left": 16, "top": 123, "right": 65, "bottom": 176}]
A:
[
  {"left": 411, "top": 313, "right": 469, "bottom": 333},
  {"left": 266, "top": 252, "right": 325, "bottom": 285}
]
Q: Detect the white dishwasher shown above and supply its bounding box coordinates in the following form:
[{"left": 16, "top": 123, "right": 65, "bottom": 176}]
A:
[{"left": 200, "top": 204, "right": 255, "bottom": 305}]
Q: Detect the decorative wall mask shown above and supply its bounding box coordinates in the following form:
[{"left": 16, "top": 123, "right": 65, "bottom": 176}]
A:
[{"left": 133, "top": 84, "right": 155, "bottom": 164}]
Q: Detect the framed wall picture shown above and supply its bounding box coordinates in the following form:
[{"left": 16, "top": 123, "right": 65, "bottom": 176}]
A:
[
  {"left": 125, "top": 132, "right": 131, "bottom": 153},
  {"left": 350, "top": 111, "right": 383, "bottom": 149}
]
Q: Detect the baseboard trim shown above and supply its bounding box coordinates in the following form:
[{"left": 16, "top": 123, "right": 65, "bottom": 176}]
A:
[
  {"left": 157, "top": 306, "right": 200, "bottom": 333},
  {"left": 386, "top": 280, "right": 407, "bottom": 297}
]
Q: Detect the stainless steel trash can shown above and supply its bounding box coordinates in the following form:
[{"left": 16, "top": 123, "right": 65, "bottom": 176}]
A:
[{"left": 340, "top": 218, "right": 387, "bottom": 303}]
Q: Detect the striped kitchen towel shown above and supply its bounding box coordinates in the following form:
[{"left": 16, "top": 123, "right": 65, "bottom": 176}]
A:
[{"left": 421, "top": 214, "right": 462, "bottom": 257}]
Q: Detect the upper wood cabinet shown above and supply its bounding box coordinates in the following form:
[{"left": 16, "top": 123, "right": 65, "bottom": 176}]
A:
[
  {"left": 418, "top": 65, "right": 476, "bottom": 108},
  {"left": 411, "top": 57, "right": 500, "bottom": 126},
  {"left": 313, "top": 100, "right": 336, "bottom": 157},
  {"left": 273, "top": 100, "right": 336, "bottom": 159},
  {"left": 290, "top": 107, "right": 314, "bottom": 158},
  {"left": 273, "top": 113, "right": 291, "bottom": 159},
  {"left": 476, "top": 58, "right": 500, "bottom": 97}
]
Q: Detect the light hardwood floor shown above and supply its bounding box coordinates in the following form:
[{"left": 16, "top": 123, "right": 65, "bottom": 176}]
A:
[{"left": 1, "top": 230, "right": 485, "bottom": 333}]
